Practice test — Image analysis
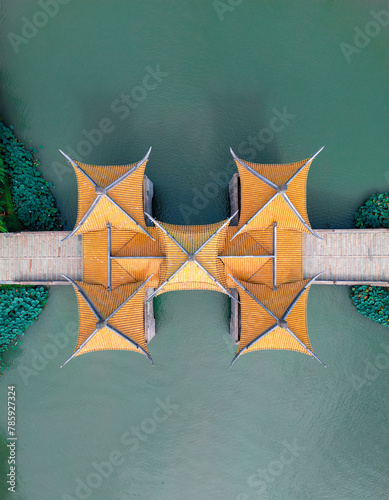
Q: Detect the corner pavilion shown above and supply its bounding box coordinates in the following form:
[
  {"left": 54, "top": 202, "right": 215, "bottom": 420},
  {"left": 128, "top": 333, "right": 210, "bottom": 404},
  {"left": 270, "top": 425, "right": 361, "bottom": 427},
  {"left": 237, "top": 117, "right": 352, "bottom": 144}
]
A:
[{"left": 60, "top": 147, "right": 325, "bottom": 368}]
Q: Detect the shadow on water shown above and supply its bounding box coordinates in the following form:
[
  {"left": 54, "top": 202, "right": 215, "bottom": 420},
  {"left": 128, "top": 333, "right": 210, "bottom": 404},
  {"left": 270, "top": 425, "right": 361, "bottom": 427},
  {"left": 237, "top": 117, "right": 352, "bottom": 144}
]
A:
[
  {"left": 148, "top": 90, "right": 285, "bottom": 226},
  {"left": 59, "top": 90, "right": 285, "bottom": 227},
  {"left": 194, "top": 91, "right": 285, "bottom": 224},
  {"left": 307, "top": 183, "right": 360, "bottom": 230},
  {"left": 60, "top": 91, "right": 149, "bottom": 166},
  {"left": 0, "top": 71, "right": 31, "bottom": 135},
  {"left": 209, "top": 90, "right": 284, "bottom": 169}
]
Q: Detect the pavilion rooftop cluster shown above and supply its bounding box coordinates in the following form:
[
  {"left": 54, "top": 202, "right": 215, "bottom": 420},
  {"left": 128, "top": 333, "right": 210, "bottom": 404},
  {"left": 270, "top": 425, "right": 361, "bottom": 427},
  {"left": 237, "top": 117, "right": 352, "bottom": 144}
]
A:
[{"left": 60, "top": 146, "right": 325, "bottom": 368}]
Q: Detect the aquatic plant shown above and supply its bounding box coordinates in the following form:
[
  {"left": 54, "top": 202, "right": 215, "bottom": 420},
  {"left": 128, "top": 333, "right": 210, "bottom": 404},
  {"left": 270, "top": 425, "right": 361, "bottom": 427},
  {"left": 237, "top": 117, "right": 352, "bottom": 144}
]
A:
[
  {"left": 351, "top": 285, "right": 389, "bottom": 327},
  {"left": 0, "top": 120, "right": 63, "bottom": 230},
  {"left": 0, "top": 286, "right": 48, "bottom": 370},
  {"left": 351, "top": 193, "right": 389, "bottom": 326},
  {"left": 354, "top": 193, "right": 389, "bottom": 229}
]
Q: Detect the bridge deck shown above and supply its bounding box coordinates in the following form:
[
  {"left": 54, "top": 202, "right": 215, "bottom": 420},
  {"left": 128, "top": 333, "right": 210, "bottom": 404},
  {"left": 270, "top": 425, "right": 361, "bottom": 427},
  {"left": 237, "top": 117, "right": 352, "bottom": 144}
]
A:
[
  {"left": 303, "top": 229, "right": 389, "bottom": 286},
  {"left": 0, "top": 232, "right": 82, "bottom": 285},
  {"left": 0, "top": 228, "right": 388, "bottom": 287}
]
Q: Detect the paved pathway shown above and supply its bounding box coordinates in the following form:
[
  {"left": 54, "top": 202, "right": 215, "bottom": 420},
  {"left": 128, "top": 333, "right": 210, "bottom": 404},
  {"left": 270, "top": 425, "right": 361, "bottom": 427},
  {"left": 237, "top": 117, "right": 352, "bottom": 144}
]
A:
[
  {"left": 0, "top": 229, "right": 388, "bottom": 286},
  {"left": 303, "top": 229, "right": 389, "bottom": 286},
  {"left": 0, "top": 232, "right": 82, "bottom": 284}
]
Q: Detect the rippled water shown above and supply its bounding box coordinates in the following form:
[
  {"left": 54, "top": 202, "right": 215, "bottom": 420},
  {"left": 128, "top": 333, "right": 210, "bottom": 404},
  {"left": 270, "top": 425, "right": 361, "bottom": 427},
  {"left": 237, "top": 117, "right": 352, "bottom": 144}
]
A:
[{"left": 0, "top": 1, "right": 388, "bottom": 499}]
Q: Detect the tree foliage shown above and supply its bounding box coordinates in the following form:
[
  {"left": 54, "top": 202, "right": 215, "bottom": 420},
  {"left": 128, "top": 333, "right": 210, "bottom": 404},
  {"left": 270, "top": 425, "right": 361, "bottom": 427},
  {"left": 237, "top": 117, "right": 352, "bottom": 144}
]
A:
[
  {"left": 0, "top": 120, "right": 63, "bottom": 230},
  {"left": 0, "top": 158, "right": 7, "bottom": 232},
  {"left": 0, "top": 157, "right": 22, "bottom": 232},
  {"left": 0, "top": 286, "right": 48, "bottom": 360}
]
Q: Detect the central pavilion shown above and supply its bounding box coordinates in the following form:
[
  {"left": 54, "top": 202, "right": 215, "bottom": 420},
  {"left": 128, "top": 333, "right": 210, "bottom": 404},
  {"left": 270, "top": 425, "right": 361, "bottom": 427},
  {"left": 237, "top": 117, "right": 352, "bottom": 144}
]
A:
[{"left": 59, "top": 147, "right": 325, "bottom": 368}]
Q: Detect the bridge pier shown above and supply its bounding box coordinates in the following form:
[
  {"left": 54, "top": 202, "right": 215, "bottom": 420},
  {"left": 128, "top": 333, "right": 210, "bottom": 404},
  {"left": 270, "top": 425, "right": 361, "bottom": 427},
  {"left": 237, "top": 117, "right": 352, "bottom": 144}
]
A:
[
  {"left": 145, "top": 288, "right": 156, "bottom": 343},
  {"left": 229, "top": 288, "right": 240, "bottom": 344},
  {"left": 229, "top": 173, "right": 240, "bottom": 226},
  {"left": 143, "top": 175, "right": 154, "bottom": 227}
]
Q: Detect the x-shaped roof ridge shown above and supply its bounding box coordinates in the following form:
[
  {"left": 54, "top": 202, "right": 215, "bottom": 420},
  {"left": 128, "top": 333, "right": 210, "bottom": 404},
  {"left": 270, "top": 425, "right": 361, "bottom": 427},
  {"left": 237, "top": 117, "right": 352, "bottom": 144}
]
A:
[
  {"left": 229, "top": 273, "right": 325, "bottom": 367},
  {"left": 60, "top": 275, "right": 154, "bottom": 366},
  {"left": 60, "top": 149, "right": 153, "bottom": 241},
  {"left": 229, "top": 147, "right": 324, "bottom": 241},
  {"left": 145, "top": 212, "right": 239, "bottom": 302}
]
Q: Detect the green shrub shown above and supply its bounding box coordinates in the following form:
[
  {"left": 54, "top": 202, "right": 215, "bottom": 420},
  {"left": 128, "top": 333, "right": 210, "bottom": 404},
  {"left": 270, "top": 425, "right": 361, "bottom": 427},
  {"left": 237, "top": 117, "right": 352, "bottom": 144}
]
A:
[
  {"left": 354, "top": 193, "right": 389, "bottom": 228},
  {"left": 0, "top": 286, "right": 48, "bottom": 362},
  {"left": 351, "top": 285, "right": 389, "bottom": 327},
  {"left": 0, "top": 120, "right": 63, "bottom": 230},
  {"left": 0, "top": 157, "right": 7, "bottom": 232},
  {"left": 0, "top": 156, "right": 5, "bottom": 184},
  {"left": 0, "top": 157, "right": 22, "bottom": 232},
  {"left": 0, "top": 158, "right": 7, "bottom": 219}
]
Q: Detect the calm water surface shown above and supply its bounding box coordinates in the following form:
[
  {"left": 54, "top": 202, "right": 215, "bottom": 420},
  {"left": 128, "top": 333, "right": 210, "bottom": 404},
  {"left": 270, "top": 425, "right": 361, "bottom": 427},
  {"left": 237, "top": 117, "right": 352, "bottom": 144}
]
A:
[{"left": 0, "top": 1, "right": 388, "bottom": 499}]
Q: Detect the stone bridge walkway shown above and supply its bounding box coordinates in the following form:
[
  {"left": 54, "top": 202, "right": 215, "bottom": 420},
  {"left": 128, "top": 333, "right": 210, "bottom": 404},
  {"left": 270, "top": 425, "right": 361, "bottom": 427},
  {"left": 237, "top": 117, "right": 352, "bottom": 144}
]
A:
[{"left": 0, "top": 228, "right": 388, "bottom": 287}]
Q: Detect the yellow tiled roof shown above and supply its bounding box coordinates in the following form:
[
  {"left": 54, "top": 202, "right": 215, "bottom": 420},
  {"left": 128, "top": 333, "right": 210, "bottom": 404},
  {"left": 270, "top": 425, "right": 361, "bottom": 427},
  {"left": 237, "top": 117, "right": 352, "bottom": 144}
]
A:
[
  {"left": 233, "top": 157, "right": 313, "bottom": 234},
  {"left": 236, "top": 279, "right": 313, "bottom": 358},
  {"left": 72, "top": 157, "right": 150, "bottom": 236},
  {"left": 225, "top": 227, "right": 303, "bottom": 288},
  {"left": 71, "top": 281, "right": 150, "bottom": 359},
  {"left": 62, "top": 150, "right": 324, "bottom": 367},
  {"left": 155, "top": 220, "right": 229, "bottom": 295}
]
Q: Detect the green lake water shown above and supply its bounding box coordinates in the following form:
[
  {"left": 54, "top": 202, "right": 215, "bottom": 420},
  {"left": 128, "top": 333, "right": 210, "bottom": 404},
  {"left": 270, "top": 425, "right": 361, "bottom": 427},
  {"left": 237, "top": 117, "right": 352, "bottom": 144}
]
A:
[{"left": 0, "top": 1, "right": 389, "bottom": 499}]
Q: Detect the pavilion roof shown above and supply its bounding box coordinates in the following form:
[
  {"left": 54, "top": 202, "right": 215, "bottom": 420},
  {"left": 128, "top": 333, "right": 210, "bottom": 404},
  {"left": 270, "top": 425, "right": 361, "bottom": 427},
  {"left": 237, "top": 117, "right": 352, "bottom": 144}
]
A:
[
  {"left": 61, "top": 277, "right": 154, "bottom": 366},
  {"left": 230, "top": 148, "right": 323, "bottom": 240},
  {"left": 60, "top": 149, "right": 153, "bottom": 239},
  {"left": 229, "top": 276, "right": 324, "bottom": 366},
  {"left": 147, "top": 215, "right": 236, "bottom": 299}
]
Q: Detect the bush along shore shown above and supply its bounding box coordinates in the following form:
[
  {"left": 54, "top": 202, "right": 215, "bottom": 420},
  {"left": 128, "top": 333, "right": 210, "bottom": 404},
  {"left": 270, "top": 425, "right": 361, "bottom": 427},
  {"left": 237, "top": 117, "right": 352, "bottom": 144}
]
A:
[
  {"left": 0, "top": 157, "right": 21, "bottom": 232},
  {"left": 351, "top": 193, "right": 389, "bottom": 327},
  {"left": 0, "top": 119, "right": 63, "bottom": 231},
  {"left": 0, "top": 286, "right": 48, "bottom": 372}
]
